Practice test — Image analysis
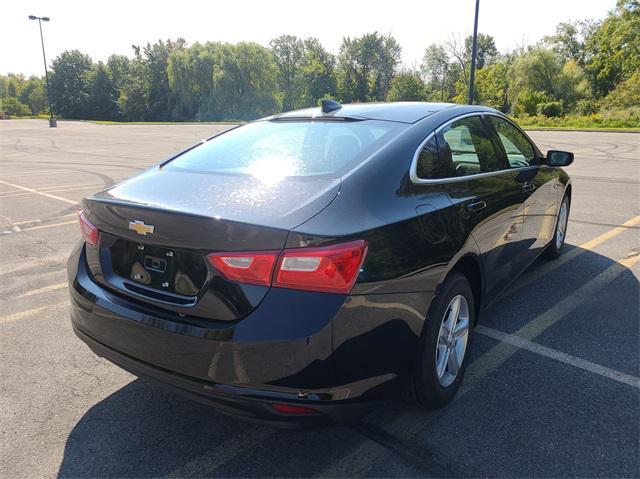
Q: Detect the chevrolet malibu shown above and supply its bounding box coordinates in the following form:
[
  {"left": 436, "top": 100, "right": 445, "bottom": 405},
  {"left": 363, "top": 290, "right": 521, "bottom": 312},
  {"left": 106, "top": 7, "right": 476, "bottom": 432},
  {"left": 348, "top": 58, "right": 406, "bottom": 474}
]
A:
[{"left": 68, "top": 101, "right": 573, "bottom": 425}]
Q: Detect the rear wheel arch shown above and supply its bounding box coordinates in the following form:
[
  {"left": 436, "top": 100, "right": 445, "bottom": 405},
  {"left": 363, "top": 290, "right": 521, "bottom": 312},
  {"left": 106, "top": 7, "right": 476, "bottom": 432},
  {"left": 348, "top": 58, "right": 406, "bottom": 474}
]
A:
[{"left": 448, "top": 255, "right": 483, "bottom": 324}]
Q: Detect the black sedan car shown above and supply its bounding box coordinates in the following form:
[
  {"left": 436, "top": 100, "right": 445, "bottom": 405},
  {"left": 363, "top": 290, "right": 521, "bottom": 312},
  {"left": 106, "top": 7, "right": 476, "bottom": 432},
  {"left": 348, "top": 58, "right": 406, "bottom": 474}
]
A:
[{"left": 68, "top": 101, "right": 573, "bottom": 425}]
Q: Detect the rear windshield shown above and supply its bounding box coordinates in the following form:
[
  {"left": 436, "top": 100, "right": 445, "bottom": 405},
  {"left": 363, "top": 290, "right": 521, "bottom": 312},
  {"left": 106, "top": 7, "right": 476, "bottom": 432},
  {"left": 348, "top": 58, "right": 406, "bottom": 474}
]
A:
[{"left": 166, "top": 120, "right": 404, "bottom": 180}]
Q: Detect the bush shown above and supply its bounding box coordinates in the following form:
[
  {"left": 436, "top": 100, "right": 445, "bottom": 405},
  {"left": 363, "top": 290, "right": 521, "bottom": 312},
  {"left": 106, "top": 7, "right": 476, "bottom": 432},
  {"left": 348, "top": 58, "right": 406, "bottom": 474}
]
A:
[
  {"left": 537, "top": 101, "right": 563, "bottom": 117},
  {"left": 599, "top": 72, "right": 640, "bottom": 109},
  {"left": 0, "top": 97, "right": 31, "bottom": 117},
  {"left": 516, "top": 109, "right": 640, "bottom": 129},
  {"left": 575, "top": 99, "right": 599, "bottom": 115},
  {"left": 513, "top": 89, "right": 551, "bottom": 116}
]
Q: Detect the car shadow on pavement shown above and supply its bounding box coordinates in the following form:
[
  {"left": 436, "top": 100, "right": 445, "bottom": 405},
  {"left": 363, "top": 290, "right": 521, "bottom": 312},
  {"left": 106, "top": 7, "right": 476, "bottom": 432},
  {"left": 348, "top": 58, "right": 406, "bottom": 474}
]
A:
[{"left": 57, "top": 245, "right": 639, "bottom": 478}]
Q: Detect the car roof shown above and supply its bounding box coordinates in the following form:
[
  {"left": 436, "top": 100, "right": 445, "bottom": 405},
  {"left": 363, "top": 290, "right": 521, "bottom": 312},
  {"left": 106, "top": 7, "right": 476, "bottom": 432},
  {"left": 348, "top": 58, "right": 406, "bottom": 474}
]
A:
[{"left": 272, "top": 102, "right": 457, "bottom": 124}]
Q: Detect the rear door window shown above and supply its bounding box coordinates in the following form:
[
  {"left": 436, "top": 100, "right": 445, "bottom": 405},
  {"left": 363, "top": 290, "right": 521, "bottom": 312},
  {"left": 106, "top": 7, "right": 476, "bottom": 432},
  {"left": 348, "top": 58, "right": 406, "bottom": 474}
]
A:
[{"left": 436, "top": 116, "right": 501, "bottom": 177}]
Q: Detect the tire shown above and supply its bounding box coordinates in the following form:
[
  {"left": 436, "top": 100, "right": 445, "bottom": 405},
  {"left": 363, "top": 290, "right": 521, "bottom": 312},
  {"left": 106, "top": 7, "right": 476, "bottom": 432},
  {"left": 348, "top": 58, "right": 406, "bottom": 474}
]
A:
[
  {"left": 543, "top": 194, "right": 570, "bottom": 260},
  {"left": 408, "top": 271, "right": 475, "bottom": 408}
]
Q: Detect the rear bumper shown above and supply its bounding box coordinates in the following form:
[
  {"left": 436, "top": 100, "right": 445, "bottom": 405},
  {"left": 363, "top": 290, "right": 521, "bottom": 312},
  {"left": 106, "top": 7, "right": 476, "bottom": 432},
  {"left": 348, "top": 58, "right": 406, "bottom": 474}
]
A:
[
  {"left": 68, "top": 242, "right": 430, "bottom": 425},
  {"left": 73, "top": 325, "right": 369, "bottom": 426}
]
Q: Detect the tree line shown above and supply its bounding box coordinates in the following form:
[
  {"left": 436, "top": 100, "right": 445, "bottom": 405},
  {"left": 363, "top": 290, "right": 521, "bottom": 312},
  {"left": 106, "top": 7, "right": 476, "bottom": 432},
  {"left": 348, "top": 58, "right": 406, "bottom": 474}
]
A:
[{"left": 1, "top": 0, "right": 637, "bottom": 122}]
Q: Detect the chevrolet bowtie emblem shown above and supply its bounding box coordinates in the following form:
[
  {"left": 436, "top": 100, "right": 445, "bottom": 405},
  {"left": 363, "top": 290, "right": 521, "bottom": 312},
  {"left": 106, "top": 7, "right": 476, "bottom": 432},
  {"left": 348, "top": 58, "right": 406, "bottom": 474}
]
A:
[{"left": 129, "top": 220, "right": 155, "bottom": 236}]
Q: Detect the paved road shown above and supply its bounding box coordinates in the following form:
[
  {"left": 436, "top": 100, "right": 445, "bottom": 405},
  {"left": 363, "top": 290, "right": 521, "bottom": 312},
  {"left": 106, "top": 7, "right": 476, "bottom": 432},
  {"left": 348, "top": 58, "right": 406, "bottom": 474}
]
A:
[{"left": 1, "top": 120, "right": 638, "bottom": 478}]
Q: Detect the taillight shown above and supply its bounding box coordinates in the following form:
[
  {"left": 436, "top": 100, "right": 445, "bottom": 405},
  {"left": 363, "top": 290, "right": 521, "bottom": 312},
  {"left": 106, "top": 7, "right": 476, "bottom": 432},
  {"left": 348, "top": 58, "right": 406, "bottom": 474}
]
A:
[
  {"left": 78, "top": 209, "right": 99, "bottom": 246},
  {"left": 207, "top": 251, "right": 278, "bottom": 286},
  {"left": 271, "top": 403, "right": 318, "bottom": 415},
  {"left": 274, "top": 240, "right": 367, "bottom": 294},
  {"left": 207, "top": 240, "right": 367, "bottom": 294}
]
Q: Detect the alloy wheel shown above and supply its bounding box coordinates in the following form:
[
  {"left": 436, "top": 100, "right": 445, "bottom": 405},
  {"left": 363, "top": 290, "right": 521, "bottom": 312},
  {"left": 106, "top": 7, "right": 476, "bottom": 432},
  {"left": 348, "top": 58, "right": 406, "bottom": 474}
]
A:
[
  {"left": 556, "top": 200, "right": 568, "bottom": 249},
  {"left": 435, "top": 294, "right": 470, "bottom": 387}
]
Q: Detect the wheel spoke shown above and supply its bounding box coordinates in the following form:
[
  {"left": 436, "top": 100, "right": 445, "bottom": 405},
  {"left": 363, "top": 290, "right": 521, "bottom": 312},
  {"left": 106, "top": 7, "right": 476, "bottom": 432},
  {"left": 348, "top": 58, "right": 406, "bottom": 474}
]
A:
[
  {"left": 438, "top": 330, "right": 449, "bottom": 347},
  {"left": 447, "top": 346, "right": 460, "bottom": 375},
  {"left": 446, "top": 296, "right": 461, "bottom": 327},
  {"left": 437, "top": 346, "right": 449, "bottom": 378},
  {"left": 453, "top": 317, "right": 469, "bottom": 340}
]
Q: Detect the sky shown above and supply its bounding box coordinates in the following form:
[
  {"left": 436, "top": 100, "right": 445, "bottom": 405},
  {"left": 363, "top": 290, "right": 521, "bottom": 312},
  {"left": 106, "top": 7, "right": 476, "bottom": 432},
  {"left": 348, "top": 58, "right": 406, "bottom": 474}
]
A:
[{"left": 3, "top": 0, "right": 617, "bottom": 76}]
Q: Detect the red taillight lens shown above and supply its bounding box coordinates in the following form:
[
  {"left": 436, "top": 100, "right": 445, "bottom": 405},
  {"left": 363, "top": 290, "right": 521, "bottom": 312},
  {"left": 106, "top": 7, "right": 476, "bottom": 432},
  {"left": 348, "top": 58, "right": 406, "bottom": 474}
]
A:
[
  {"left": 78, "top": 209, "right": 99, "bottom": 246},
  {"left": 207, "top": 251, "right": 278, "bottom": 286},
  {"left": 207, "top": 240, "right": 367, "bottom": 294},
  {"left": 274, "top": 240, "right": 367, "bottom": 294},
  {"left": 271, "top": 403, "right": 318, "bottom": 415}
]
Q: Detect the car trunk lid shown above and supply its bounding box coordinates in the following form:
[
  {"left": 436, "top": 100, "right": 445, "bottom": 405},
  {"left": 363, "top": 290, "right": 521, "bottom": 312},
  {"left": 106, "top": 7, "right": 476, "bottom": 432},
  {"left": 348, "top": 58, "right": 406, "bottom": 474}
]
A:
[{"left": 82, "top": 167, "right": 340, "bottom": 320}]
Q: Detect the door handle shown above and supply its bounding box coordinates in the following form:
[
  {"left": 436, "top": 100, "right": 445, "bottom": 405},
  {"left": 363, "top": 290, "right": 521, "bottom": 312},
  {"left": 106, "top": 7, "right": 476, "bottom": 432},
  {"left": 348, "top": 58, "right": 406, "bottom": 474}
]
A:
[
  {"left": 467, "top": 200, "right": 487, "bottom": 212},
  {"left": 522, "top": 183, "right": 536, "bottom": 193}
]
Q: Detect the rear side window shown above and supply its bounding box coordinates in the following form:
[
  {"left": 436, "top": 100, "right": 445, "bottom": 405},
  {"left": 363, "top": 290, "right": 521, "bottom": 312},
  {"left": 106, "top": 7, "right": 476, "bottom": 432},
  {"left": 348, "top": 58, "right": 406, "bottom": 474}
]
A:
[
  {"left": 415, "top": 116, "right": 502, "bottom": 180},
  {"left": 416, "top": 136, "right": 450, "bottom": 179},
  {"left": 486, "top": 116, "right": 537, "bottom": 168},
  {"left": 166, "top": 120, "right": 403, "bottom": 180}
]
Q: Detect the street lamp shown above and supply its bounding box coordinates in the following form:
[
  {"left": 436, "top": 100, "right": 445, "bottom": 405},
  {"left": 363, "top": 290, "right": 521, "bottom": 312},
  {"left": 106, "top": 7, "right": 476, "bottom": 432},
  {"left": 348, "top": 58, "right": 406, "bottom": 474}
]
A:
[
  {"left": 468, "top": 0, "right": 480, "bottom": 105},
  {"left": 28, "top": 15, "right": 56, "bottom": 127}
]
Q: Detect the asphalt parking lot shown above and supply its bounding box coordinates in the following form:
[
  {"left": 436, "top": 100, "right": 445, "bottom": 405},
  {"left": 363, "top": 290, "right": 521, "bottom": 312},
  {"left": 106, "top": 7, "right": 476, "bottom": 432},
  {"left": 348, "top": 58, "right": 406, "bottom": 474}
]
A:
[{"left": 1, "top": 119, "right": 638, "bottom": 478}]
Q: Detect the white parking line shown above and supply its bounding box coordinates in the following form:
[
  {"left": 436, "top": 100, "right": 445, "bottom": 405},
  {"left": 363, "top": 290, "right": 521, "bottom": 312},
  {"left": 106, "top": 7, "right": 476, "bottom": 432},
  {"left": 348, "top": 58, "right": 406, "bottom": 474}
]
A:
[
  {"left": 476, "top": 325, "right": 640, "bottom": 389},
  {"left": 14, "top": 282, "right": 68, "bottom": 299},
  {"left": 0, "top": 301, "right": 68, "bottom": 324},
  {"left": 0, "top": 183, "right": 105, "bottom": 199},
  {"left": 462, "top": 252, "right": 640, "bottom": 394},
  {"left": 505, "top": 214, "right": 640, "bottom": 298},
  {"left": 1, "top": 220, "right": 78, "bottom": 235},
  {"left": 328, "top": 251, "right": 640, "bottom": 451},
  {"left": 13, "top": 213, "right": 77, "bottom": 226},
  {"left": 0, "top": 179, "right": 77, "bottom": 205},
  {"left": 0, "top": 169, "right": 63, "bottom": 179}
]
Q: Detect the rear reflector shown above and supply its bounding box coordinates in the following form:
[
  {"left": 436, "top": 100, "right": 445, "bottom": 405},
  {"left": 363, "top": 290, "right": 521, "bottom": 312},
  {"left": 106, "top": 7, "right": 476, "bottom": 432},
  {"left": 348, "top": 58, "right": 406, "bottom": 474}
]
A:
[
  {"left": 78, "top": 209, "right": 99, "bottom": 246},
  {"left": 207, "top": 240, "right": 367, "bottom": 294},
  {"left": 274, "top": 240, "right": 367, "bottom": 294},
  {"left": 207, "top": 251, "right": 278, "bottom": 286},
  {"left": 271, "top": 403, "right": 318, "bottom": 415}
]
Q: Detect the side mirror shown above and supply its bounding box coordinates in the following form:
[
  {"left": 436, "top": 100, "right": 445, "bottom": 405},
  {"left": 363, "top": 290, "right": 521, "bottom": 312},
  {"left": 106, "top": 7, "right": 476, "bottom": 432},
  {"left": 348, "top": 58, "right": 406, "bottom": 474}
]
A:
[{"left": 546, "top": 150, "right": 574, "bottom": 167}]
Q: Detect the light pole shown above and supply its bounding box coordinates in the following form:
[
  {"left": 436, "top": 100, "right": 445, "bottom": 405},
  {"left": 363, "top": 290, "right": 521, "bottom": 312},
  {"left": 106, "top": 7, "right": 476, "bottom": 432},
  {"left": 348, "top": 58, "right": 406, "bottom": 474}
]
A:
[
  {"left": 468, "top": 0, "right": 480, "bottom": 105},
  {"left": 28, "top": 15, "right": 56, "bottom": 127}
]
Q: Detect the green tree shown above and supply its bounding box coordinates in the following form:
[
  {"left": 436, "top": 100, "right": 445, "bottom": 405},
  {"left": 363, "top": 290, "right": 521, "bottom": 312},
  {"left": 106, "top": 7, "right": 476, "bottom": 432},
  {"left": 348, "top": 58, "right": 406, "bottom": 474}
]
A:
[
  {"left": 19, "top": 77, "right": 48, "bottom": 115},
  {"left": 508, "top": 48, "right": 560, "bottom": 111},
  {"left": 202, "top": 42, "right": 281, "bottom": 120},
  {"left": 0, "top": 97, "right": 31, "bottom": 116},
  {"left": 600, "top": 71, "right": 640, "bottom": 108},
  {"left": 555, "top": 60, "right": 589, "bottom": 111},
  {"left": 106, "top": 54, "right": 130, "bottom": 93},
  {"left": 584, "top": 0, "right": 640, "bottom": 96},
  {"left": 420, "top": 44, "right": 450, "bottom": 100},
  {"left": 300, "top": 38, "right": 337, "bottom": 106},
  {"left": 270, "top": 35, "right": 306, "bottom": 111},
  {"left": 513, "top": 89, "right": 552, "bottom": 116},
  {"left": 143, "top": 39, "right": 186, "bottom": 120},
  {"left": 474, "top": 62, "right": 510, "bottom": 111},
  {"left": 49, "top": 50, "right": 93, "bottom": 118},
  {"left": 543, "top": 21, "right": 589, "bottom": 64},
  {"left": 336, "top": 32, "right": 401, "bottom": 102},
  {"left": 464, "top": 33, "right": 498, "bottom": 69},
  {"left": 168, "top": 42, "right": 223, "bottom": 120},
  {"left": 387, "top": 72, "right": 426, "bottom": 101},
  {"left": 87, "top": 62, "right": 120, "bottom": 120},
  {"left": 168, "top": 48, "right": 199, "bottom": 120},
  {"left": 118, "top": 58, "right": 150, "bottom": 121}
]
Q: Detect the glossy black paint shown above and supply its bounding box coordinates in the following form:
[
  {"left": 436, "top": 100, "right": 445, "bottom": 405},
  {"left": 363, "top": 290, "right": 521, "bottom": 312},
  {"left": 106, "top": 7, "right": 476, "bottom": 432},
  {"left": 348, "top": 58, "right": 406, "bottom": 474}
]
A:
[{"left": 68, "top": 102, "right": 571, "bottom": 424}]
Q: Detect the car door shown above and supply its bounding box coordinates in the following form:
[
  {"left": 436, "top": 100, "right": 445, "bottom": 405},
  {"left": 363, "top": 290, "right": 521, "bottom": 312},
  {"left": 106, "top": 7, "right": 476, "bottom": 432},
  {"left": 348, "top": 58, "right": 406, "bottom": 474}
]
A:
[
  {"left": 485, "top": 115, "right": 560, "bottom": 262},
  {"left": 438, "top": 115, "right": 527, "bottom": 302}
]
